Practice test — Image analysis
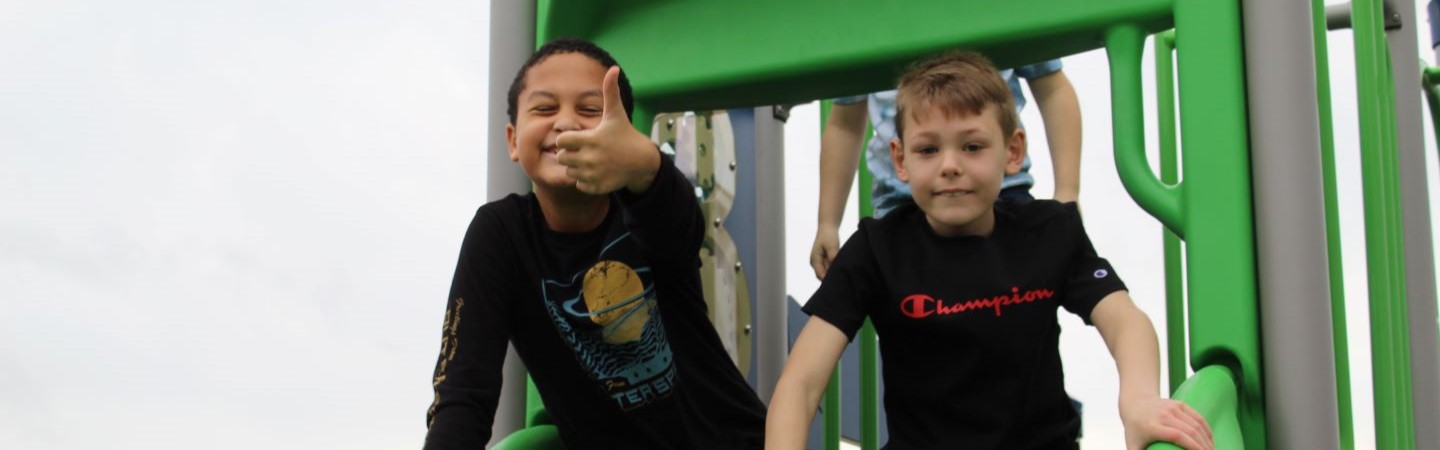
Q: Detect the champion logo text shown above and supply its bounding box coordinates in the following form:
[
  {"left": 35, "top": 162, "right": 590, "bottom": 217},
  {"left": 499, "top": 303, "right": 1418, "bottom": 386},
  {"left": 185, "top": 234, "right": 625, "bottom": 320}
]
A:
[{"left": 900, "top": 287, "right": 1056, "bottom": 319}]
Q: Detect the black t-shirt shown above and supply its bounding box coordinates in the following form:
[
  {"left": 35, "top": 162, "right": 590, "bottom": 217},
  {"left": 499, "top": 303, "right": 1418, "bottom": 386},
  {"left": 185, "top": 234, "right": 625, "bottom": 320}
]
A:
[
  {"left": 424, "top": 155, "right": 766, "bottom": 450},
  {"left": 803, "top": 200, "right": 1127, "bottom": 450}
]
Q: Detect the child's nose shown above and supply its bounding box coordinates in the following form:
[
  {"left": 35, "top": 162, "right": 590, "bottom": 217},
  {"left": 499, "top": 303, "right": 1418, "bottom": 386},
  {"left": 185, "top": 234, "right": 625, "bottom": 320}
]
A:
[
  {"left": 939, "top": 151, "right": 964, "bottom": 177},
  {"left": 553, "top": 113, "right": 582, "bottom": 132}
]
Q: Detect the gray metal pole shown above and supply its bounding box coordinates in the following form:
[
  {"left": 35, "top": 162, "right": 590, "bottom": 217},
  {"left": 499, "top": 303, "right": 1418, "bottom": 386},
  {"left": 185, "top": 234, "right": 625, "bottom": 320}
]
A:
[
  {"left": 486, "top": 1, "right": 535, "bottom": 446},
  {"left": 752, "top": 106, "right": 787, "bottom": 403},
  {"left": 1241, "top": 0, "right": 1342, "bottom": 448},
  {"left": 1388, "top": 1, "right": 1440, "bottom": 444}
]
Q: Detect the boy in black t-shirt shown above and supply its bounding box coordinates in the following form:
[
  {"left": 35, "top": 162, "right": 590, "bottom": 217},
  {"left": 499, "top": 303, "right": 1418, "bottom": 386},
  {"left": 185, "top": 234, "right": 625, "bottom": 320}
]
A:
[
  {"left": 766, "top": 51, "right": 1214, "bottom": 450},
  {"left": 423, "top": 38, "right": 766, "bottom": 450}
]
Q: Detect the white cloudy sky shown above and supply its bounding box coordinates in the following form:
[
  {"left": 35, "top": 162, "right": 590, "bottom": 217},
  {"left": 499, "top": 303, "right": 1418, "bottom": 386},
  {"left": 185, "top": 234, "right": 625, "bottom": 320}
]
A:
[{"left": 2, "top": 1, "right": 1437, "bottom": 449}]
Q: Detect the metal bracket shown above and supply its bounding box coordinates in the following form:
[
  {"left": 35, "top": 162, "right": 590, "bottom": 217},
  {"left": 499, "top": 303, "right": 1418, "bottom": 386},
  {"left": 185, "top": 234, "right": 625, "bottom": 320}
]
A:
[
  {"left": 1326, "top": 0, "right": 1403, "bottom": 31},
  {"left": 772, "top": 104, "right": 791, "bottom": 122}
]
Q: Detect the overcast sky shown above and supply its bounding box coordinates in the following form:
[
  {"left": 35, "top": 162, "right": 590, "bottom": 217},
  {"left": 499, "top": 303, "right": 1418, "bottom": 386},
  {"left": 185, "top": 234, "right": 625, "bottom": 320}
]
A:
[{"left": 2, "top": 1, "right": 1437, "bottom": 449}]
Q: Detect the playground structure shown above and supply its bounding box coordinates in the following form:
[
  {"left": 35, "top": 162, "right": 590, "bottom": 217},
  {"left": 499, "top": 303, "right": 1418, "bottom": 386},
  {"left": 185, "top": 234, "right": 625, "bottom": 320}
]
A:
[{"left": 481, "top": 0, "right": 1440, "bottom": 448}]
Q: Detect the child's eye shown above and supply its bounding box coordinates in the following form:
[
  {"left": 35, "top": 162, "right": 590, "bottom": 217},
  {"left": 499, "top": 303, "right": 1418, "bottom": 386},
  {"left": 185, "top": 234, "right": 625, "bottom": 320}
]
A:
[
  {"left": 964, "top": 143, "right": 984, "bottom": 152},
  {"left": 915, "top": 146, "right": 939, "bottom": 155},
  {"left": 531, "top": 105, "right": 558, "bottom": 114},
  {"left": 579, "top": 106, "right": 603, "bottom": 115}
]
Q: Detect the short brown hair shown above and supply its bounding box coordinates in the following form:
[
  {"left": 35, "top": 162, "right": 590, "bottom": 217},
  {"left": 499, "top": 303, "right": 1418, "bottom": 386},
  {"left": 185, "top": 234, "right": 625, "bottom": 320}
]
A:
[{"left": 893, "top": 51, "right": 1017, "bottom": 142}]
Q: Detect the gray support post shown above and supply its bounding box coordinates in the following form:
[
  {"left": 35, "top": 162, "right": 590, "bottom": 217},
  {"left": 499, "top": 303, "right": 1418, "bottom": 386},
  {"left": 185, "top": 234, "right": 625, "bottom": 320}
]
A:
[
  {"left": 486, "top": 1, "right": 535, "bottom": 446},
  {"left": 1388, "top": 2, "right": 1440, "bottom": 444},
  {"left": 1241, "top": 0, "right": 1343, "bottom": 448},
  {"left": 752, "top": 106, "right": 787, "bottom": 403}
]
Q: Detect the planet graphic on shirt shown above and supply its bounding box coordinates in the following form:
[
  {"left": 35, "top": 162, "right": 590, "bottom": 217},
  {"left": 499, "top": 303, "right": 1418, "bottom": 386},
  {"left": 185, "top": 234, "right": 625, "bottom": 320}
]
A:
[{"left": 582, "top": 260, "right": 649, "bottom": 344}]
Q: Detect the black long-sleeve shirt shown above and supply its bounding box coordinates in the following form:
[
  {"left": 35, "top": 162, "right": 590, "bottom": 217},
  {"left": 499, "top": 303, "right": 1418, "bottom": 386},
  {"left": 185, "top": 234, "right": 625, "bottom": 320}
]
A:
[{"left": 424, "top": 155, "right": 766, "bottom": 450}]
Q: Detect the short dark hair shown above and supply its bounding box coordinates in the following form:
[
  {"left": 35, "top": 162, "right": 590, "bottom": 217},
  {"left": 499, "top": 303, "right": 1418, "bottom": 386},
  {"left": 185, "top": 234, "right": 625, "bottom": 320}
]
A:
[
  {"left": 893, "top": 51, "right": 1017, "bottom": 142},
  {"left": 506, "top": 37, "right": 635, "bottom": 124}
]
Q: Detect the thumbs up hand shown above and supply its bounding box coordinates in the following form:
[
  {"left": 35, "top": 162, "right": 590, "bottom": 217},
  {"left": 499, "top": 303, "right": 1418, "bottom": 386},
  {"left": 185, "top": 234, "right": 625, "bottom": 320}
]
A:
[{"left": 555, "top": 66, "right": 660, "bottom": 195}]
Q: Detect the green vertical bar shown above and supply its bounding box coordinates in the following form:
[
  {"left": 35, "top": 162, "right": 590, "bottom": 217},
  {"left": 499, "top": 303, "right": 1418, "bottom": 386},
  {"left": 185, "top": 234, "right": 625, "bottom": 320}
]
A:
[
  {"left": 855, "top": 101, "right": 880, "bottom": 450},
  {"left": 819, "top": 100, "right": 842, "bottom": 450},
  {"left": 859, "top": 320, "right": 878, "bottom": 450},
  {"left": 1171, "top": 0, "right": 1267, "bottom": 444},
  {"left": 1153, "top": 30, "right": 1186, "bottom": 395},
  {"left": 1352, "top": 0, "right": 1417, "bottom": 448},
  {"left": 825, "top": 369, "right": 841, "bottom": 450},
  {"left": 1312, "top": 0, "right": 1355, "bottom": 447}
]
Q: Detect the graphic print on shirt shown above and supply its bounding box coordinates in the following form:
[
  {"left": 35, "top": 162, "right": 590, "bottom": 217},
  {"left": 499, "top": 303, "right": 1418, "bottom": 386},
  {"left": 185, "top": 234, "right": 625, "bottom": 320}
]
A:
[
  {"left": 900, "top": 286, "right": 1056, "bottom": 319},
  {"left": 541, "top": 233, "right": 676, "bottom": 411}
]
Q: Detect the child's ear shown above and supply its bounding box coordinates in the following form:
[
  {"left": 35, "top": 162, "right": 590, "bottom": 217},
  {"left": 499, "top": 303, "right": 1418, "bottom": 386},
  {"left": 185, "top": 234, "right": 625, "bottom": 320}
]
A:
[
  {"left": 1004, "top": 128, "right": 1027, "bottom": 175},
  {"left": 890, "top": 138, "right": 909, "bottom": 182},
  {"left": 506, "top": 122, "right": 520, "bottom": 162}
]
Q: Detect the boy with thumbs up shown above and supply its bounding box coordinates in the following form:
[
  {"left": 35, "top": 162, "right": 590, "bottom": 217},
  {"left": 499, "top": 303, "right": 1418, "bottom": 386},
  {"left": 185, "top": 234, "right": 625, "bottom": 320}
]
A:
[{"left": 423, "top": 38, "right": 767, "bottom": 450}]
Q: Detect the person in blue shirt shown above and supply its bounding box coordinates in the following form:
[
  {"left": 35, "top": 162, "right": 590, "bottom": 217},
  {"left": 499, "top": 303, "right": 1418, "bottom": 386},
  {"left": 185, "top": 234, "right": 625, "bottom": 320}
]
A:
[{"left": 811, "top": 59, "right": 1082, "bottom": 279}]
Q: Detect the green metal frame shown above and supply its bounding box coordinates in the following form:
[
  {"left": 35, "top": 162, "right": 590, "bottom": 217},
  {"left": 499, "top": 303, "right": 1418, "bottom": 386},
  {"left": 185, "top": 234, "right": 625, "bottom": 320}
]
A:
[
  {"left": 1108, "top": 7, "right": 1262, "bottom": 444},
  {"left": 513, "top": 0, "right": 1388, "bottom": 448}
]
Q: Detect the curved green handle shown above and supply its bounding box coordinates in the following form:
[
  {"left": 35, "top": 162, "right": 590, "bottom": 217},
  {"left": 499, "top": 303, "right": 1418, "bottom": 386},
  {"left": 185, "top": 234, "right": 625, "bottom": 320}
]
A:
[
  {"left": 1147, "top": 365, "right": 1246, "bottom": 449},
  {"left": 1422, "top": 66, "right": 1440, "bottom": 149},
  {"left": 491, "top": 424, "right": 566, "bottom": 450},
  {"left": 1107, "top": 24, "right": 1184, "bottom": 237}
]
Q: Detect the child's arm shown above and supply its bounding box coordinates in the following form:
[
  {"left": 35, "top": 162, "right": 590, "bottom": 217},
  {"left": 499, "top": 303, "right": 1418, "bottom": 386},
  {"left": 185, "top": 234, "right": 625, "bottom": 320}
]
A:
[
  {"left": 1090, "top": 291, "right": 1215, "bottom": 450},
  {"left": 766, "top": 317, "right": 850, "bottom": 450},
  {"left": 424, "top": 210, "right": 516, "bottom": 449},
  {"left": 1026, "top": 70, "right": 1082, "bottom": 203},
  {"left": 811, "top": 99, "right": 869, "bottom": 280},
  {"left": 555, "top": 66, "right": 662, "bottom": 195}
]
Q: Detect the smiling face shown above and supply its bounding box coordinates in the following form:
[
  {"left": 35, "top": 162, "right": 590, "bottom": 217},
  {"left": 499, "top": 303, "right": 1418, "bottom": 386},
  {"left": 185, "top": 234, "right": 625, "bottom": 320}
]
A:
[
  {"left": 891, "top": 103, "right": 1025, "bottom": 237},
  {"left": 506, "top": 52, "right": 609, "bottom": 191}
]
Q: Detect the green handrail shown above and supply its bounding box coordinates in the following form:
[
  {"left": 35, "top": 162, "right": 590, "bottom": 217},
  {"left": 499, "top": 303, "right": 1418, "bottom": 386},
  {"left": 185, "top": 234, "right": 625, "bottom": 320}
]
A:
[
  {"left": 1152, "top": 29, "right": 1186, "bottom": 395},
  {"left": 1147, "top": 366, "right": 1246, "bottom": 449},
  {"left": 1312, "top": 0, "right": 1355, "bottom": 447},
  {"left": 1352, "top": 0, "right": 1417, "bottom": 447},
  {"left": 1108, "top": 25, "right": 1183, "bottom": 238},
  {"left": 491, "top": 425, "right": 565, "bottom": 449}
]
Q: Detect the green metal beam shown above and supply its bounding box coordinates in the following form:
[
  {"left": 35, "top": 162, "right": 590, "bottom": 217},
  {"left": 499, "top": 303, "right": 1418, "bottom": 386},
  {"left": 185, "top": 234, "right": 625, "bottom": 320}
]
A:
[{"left": 541, "top": 0, "right": 1172, "bottom": 112}]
